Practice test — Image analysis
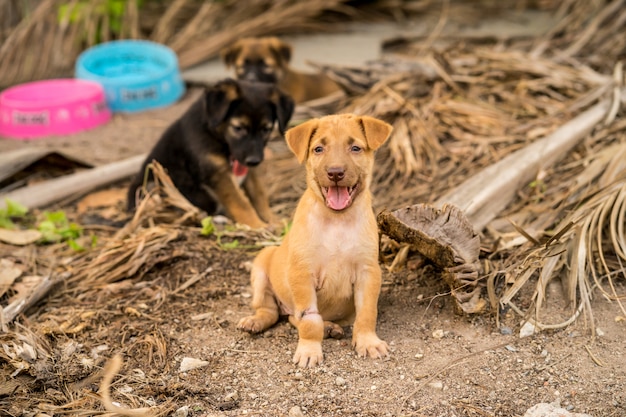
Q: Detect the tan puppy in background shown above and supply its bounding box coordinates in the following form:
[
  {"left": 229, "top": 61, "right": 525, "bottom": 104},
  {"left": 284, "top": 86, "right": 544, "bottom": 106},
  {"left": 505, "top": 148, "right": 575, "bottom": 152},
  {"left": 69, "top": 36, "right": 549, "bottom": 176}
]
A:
[
  {"left": 221, "top": 36, "right": 341, "bottom": 104},
  {"left": 238, "top": 114, "right": 392, "bottom": 367}
]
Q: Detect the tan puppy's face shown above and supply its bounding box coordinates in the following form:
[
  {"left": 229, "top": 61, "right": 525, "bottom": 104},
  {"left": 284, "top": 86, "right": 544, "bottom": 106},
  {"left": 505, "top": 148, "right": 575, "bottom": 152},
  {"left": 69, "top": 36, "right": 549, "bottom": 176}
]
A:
[
  {"left": 286, "top": 115, "right": 393, "bottom": 212},
  {"left": 221, "top": 37, "right": 292, "bottom": 84}
]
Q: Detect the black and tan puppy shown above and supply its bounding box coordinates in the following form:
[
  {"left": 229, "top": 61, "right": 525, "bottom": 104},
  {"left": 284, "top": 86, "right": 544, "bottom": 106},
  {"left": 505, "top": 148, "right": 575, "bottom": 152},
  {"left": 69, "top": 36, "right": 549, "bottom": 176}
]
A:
[
  {"left": 221, "top": 37, "right": 341, "bottom": 104},
  {"left": 127, "top": 78, "right": 294, "bottom": 228}
]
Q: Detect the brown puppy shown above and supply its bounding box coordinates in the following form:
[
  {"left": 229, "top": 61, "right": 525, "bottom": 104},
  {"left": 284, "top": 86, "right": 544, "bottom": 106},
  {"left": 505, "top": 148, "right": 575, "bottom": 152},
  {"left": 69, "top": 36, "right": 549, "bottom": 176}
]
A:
[
  {"left": 221, "top": 37, "right": 341, "bottom": 104},
  {"left": 238, "top": 114, "right": 392, "bottom": 367}
]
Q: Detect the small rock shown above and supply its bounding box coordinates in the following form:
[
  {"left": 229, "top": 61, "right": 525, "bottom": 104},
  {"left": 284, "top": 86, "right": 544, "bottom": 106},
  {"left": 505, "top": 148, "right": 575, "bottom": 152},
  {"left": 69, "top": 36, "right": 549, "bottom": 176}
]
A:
[
  {"left": 172, "top": 405, "right": 189, "bottom": 417},
  {"left": 523, "top": 402, "right": 593, "bottom": 417},
  {"left": 427, "top": 381, "right": 444, "bottom": 390},
  {"left": 499, "top": 326, "right": 513, "bottom": 335},
  {"left": 505, "top": 345, "right": 518, "bottom": 352},
  {"left": 335, "top": 376, "right": 346, "bottom": 386},
  {"left": 289, "top": 405, "right": 305, "bottom": 417},
  {"left": 595, "top": 328, "right": 605, "bottom": 337},
  {"left": 432, "top": 329, "right": 445, "bottom": 339},
  {"left": 519, "top": 321, "right": 537, "bottom": 338},
  {"left": 224, "top": 391, "right": 239, "bottom": 402},
  {"left": 414, "top": 353, "right": 424, "bottom": 359},
  {"left": 179, "top": 357, "right": 210, "bottom": 372}
]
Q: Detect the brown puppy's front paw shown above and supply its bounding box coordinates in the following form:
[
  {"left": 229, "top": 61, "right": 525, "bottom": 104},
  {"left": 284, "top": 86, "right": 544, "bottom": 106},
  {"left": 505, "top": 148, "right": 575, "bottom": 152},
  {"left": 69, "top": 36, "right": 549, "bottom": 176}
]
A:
[
  {"left": 293, "top": 340, "right": 324, "bottom": 368},
  {"left": 237, "top": 316, "right": 265, "bottom": 334},
  {"left": 352, "top": 333, "right": 389, "bottom": 359}
]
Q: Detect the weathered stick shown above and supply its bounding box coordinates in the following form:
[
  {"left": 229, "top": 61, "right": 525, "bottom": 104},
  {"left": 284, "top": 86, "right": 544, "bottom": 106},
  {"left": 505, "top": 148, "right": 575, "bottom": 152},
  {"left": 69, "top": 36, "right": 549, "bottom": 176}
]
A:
[
  {"left": 0, "top": 154, "right": 146, "bottom": 211},
  {"left": 435, "top": 91, "right": 624, "bottom": 232},
  {"left": 2, "top": 274, "right": 58, "bottom": 325}
]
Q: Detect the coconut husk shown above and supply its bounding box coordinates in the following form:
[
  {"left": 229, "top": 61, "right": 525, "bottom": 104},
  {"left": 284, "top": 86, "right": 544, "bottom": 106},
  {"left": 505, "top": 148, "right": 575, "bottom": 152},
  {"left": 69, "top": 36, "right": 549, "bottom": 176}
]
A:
[{"left": 377, "top": 204, "right": 483, "bottom": 314}]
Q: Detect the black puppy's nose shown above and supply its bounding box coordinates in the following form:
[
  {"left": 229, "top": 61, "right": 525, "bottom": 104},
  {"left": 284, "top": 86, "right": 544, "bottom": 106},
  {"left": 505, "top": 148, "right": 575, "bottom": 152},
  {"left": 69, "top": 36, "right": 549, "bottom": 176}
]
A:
[
  {"left": 327, "top": 167, "right": 345, "bottom": 182},
  {"left": 245, "top": 156, "right": 262, "bottom": 167}
]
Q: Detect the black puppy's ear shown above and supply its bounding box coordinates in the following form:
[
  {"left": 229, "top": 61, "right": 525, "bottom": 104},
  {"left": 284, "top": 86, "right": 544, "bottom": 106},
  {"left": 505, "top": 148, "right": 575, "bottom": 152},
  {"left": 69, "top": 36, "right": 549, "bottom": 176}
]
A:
[
  {"left": 273, "top": 90, "right": 295, "bottom": 134},
  {"left": 204, "top": 79, "right": 241, "bottom": 128},
  {"left": 220, "top": 43, "right": 242, "bottom": 68},
  {"left": 268, "top": 37, "right": 292, "bottom": 66}
]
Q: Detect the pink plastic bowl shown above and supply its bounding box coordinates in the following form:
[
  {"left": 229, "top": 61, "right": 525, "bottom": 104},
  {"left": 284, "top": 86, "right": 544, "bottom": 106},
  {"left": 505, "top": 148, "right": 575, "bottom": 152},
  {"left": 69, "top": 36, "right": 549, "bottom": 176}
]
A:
[{"left": 0, "top": 79, "right": 111, "bottom": 140}]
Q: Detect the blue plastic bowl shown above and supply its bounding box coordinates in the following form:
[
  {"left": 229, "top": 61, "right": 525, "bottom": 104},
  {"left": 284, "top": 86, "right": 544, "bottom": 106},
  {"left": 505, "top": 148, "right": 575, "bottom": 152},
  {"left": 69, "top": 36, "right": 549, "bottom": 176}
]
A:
[{"left": 75, "top": 40, "right": 185, "bottom": 113}]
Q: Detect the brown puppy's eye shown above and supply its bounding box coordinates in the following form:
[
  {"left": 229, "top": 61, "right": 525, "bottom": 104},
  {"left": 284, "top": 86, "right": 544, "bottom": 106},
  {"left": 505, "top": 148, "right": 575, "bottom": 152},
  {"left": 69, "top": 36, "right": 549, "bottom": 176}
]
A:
[
  {"left": 313, "top": 146, "right": 324, "bottom": 154},
  {"left": 350, "top": 145, "right": 362, "bottom": 153}
]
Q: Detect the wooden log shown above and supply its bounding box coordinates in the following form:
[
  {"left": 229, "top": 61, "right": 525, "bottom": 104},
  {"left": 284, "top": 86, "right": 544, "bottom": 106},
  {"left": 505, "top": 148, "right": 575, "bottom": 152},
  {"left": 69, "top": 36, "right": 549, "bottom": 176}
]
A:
[
  {"left": 435, "top": 92, "right": 623, "bottom": 232},
  {"left": 0, "top": 154, "right": 146, "bottom": 211}
]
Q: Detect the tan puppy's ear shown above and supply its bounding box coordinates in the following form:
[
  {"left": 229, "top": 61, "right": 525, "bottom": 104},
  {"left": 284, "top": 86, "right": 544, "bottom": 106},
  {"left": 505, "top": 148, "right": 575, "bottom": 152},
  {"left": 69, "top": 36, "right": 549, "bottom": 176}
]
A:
[
  {"left": 357, "top": 115, "right": 393, "bottom": 150},
  {"left": 268, "top": 37, "right": 292, "bottom": 66},
  {"left": 220, "top": 42, "right": 242, "bottom": 67},
  {"left": 285, "top": 119, "right": 319, "bottom": 164}
]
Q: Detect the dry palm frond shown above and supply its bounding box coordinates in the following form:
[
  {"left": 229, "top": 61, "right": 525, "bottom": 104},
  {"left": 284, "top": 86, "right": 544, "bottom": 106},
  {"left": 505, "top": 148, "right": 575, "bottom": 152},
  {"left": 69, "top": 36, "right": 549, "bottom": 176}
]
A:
[
  {"left": 66, "top": 162, "right": 202, "bottom": 292},
  {"left": 498, "top": 141, "right": 626, "bottom": 331}
]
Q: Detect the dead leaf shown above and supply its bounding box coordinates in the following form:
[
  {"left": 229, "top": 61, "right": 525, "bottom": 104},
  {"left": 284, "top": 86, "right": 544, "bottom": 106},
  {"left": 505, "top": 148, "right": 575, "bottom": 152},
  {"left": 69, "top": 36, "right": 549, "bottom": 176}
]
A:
[
  {"left": 0, "top": 228, "right": 42, "bottom": 246},
  {"left": 7, "top": 275, "right": 43, "bottom": 305},
  {"left": 76, "top": 188, "right": 126, "bottom": 214},
  {"left": 0, "top": 259, "right": 23, "bottom": 298}
]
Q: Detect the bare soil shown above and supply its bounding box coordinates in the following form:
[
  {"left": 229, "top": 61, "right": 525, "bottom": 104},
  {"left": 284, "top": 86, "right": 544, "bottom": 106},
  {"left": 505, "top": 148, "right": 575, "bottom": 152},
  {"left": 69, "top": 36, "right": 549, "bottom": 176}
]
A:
[{"left": 1, "top": 89, "right": 624, "bottom": 417}]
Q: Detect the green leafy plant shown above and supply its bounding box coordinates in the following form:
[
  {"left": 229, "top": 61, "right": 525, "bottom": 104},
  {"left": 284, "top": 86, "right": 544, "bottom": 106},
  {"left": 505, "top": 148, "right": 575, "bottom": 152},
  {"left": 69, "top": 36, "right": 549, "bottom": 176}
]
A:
[
  {"left": 0, "top": 199, "right": 28, "bottom": 229},
  {"left": 57, "top": 0, "right": 146, "bottom": 44},
  {"left": 37, "top": 210, "right": 88, "bottom": 251},
  {"left": 200, "top": 216, "right": 215, "bottom": 236},
  {"left": 199, "top": 216, "right": 255, "bottom": 250}
]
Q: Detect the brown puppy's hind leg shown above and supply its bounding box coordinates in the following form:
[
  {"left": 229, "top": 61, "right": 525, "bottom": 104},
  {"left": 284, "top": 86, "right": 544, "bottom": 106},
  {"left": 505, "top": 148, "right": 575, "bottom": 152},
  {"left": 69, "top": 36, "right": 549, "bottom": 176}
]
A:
[
  {"left": 324, "top": 321, "right": 344, "bottom": 339},
  {"left": 237, "top": 248, "right": 280, "bottom": 333}
]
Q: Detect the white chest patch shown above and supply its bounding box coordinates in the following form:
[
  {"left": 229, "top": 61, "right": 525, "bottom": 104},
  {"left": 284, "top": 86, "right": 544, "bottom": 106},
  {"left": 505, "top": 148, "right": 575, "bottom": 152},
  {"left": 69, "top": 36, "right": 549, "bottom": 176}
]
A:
[{"left": 305, "top": 208, "right": 374, "bottom": 292}]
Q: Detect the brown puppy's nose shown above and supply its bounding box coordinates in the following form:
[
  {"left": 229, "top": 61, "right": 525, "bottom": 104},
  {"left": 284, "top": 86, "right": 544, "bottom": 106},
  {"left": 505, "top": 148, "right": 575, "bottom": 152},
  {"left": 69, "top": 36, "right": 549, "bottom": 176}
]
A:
[{"left": 327, "top": 167, "right": 345, "bottom": 182}]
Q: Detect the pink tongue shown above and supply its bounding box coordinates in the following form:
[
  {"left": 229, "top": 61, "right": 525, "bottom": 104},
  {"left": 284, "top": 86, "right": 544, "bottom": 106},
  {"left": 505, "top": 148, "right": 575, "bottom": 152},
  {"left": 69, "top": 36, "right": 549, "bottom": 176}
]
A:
[
  {"left": 232, "top": 160, "right": 249, "bottom": 176},
  {"left": 326, "top": 186, "right": 351, "bottom": 210}
]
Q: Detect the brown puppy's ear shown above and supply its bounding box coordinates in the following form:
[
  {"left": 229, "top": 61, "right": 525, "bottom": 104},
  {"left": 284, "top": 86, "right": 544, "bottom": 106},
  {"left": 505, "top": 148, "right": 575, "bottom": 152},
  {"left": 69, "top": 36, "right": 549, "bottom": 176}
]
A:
[
  {"left": 268, "top": 37, "right": 292, "bottom": 67},
  {"left": 220, "top": 43, "right": 242, "bottom": 68},
  {"left": 285, "top": 119, "right": 318, "bottom": 164},
  {"left": 356, "top": 115, "right": 393, "bottom": 150},
  {"left": 204, "top": 79, "right": 241, "bottom": 128}
]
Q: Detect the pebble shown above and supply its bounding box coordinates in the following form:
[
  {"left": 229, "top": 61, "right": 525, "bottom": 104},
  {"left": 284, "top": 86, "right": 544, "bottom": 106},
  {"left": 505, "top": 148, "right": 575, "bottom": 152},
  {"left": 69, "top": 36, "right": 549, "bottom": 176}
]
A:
[
  {"left": 519, "top": 321, "right": 537, "bottom": 338},
  {"left": 172, "top": 406, "right": 189, "bottom": 417},
  {"left": 224, "top": 391, "right": 239, "bottom": 402},
  {"left": 335, "top": 376, "right": 346, "bottom": 386},
  {"left": 432, "top": 329, "right": 445, "bottom": 339},
  {"left": 500, "top": 326, "right": 513, "bottom": 335},
  {"left": 428, "top": 381, "right": 444, "bottom": 390},
  {"left": 289, "top": 405, "right": 305, "bottom": 417},
  {"left": 523, "top": 402, "right": 593, "bottom": 417},
  {"left": 179, "top": 357, "right": 210, "bottom": 372}
]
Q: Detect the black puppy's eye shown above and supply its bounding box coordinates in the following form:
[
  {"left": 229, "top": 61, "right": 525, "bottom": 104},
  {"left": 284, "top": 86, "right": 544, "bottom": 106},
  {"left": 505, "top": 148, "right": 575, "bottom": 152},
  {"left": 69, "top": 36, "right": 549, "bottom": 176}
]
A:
[
  {"left": 262, "top": 125, "right": 273, "bottom": 133},
  {"left": 313, "top": 146, "right": 324, "bottom": 154},
  {"left": 232, "top": 125, "right": 246, "bottom": 133},
  {"left": 350, "top": 145, "right": 362, "bottom": 153}
]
